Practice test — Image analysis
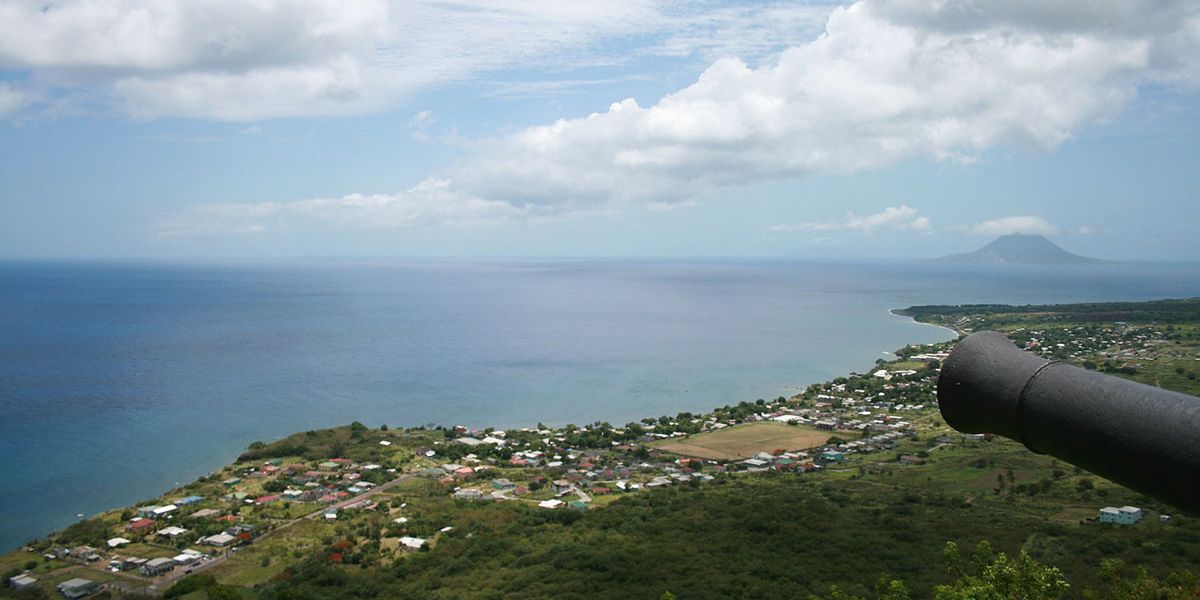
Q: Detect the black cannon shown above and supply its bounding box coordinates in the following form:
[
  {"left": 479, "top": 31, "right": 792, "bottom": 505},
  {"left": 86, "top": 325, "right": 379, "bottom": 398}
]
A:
[{"left": 937, "top": 331, "right": 1200, "bottom": 514}]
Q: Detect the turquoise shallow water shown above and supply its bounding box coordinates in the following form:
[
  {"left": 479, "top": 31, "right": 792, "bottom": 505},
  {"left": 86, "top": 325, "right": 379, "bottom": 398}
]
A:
[{"left": 2, "top": 258, "right": 1198, "bottom": 551}]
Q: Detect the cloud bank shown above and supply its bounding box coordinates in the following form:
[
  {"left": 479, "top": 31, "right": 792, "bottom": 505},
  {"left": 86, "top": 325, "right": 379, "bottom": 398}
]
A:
[
  {"left": 0, "top": 1, "right": 831, "bottom": 121},
  {"left": 964, "top": 216, "right": 1060, "bottom": 236},
  {"left": 772, "top": 205, "right": 930, "bottom": 234},
  {"left": 141, "top": 0, "right": 1200, "bottom": 235}
]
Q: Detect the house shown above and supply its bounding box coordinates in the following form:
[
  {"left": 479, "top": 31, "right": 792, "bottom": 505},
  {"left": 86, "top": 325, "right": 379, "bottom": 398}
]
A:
[
  {"left": 254, "top": 494, "right": 280, "bottom": 505},
  {"left": 538, "top": 499, "right": 564, "bottom": 509},
  {"left": 190, "top": 508, "right": 220, "bottom": 519},
  {"left": 8, "top": 574, "right": 37, "bottom": 590},
  {"left": 173, "top": 553, "right": 199, "bottom": 566},
  {"left": 491, "top": 478, "right": 515, "bottom": 490},
  {"left": 398, "top": 536, "right": 426, "bottom": 551},
  {"left": 820, "top": 450, "right": 845, "bottom": 462},
  {"left": 222, "top": 477, "right": 241, "bottom": 487},
  {"left": 741, "top": 458, "right": 769, "bottom": 469},
  {"left": 57, "top": 577, "right": 99, "bottom": 599},
  {"left": 140, "top": 557, "right": 175, "bottom": 576},
  {"left": 152, "top": 504, "right": 178, "bottom": 518},
  {"left": 136, "top": 506, "right": 161, "bottom": 519},
  {"left": 128, "top": 518, "right": 155, "bottom": 531},
  {"left": 175, "top": 495, "right": 203, "bottom": 506},
  {"left": 899, "top": 455, "right": 926, "bottom": 465},
  {"left": 453, "top": 488, "right": 484, "bottom": 500},
  {"left": 202, "top": 532, "right": 237, "bottom": 547},
  {"left": 106, "top": 537, "right": 131, "bottom": 548},
  {"left": 1099, "top": 506, "right": 1143, "bottom": 525},
  {"left": 121, "top": 557, "right": 147, "bottom": 571},
  {"left": 156, "top": 526, "right": 188, "bottom": 538}
]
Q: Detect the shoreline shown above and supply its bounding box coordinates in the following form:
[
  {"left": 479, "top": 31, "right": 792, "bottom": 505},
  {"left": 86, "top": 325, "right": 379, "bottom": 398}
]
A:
[{"left": 888, "top": 307, "right": 964, "bottom": 337}]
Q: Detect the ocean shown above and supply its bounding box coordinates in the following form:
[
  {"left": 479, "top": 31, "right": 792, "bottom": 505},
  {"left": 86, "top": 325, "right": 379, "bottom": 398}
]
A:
[{"left": 2, "top": 258, "right": 1199, "bottom": 551}]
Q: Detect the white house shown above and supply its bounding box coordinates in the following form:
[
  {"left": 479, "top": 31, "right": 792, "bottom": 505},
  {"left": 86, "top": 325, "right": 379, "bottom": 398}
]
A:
[
  {"left": 538, "top": 499, "right": 564, "bottom": 509},
  {"left": 1099, "top": 506, "right": 1143, "bottom": 525},
  {"left": 156, "top": 526, "right": 188, "bottom": 538},
  {"left": 398, "top": 536, "right": 426, "bottom": 550},
  {"left": 151, "top": 504, "right": 179, "bottom": 518},
  {"left": 203, "top": 532, "right": 237, "bottom": 547},
  {"left": 8, "top": 575, "right": 37, "bottom": 590}
]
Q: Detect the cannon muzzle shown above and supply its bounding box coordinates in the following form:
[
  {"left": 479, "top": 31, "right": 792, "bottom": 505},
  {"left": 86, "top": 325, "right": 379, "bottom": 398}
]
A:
[{"left": 938, "top": 331, "right": 1200, "bottom": 513}]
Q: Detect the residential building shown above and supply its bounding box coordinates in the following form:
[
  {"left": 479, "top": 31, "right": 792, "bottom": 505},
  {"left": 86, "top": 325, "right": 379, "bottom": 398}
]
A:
[
  {"left": 1099, "top": 506, "right": 1143, "bottom": 525},
  {"left": 57, "top": 577, "right": 99, "bottom": 599}
]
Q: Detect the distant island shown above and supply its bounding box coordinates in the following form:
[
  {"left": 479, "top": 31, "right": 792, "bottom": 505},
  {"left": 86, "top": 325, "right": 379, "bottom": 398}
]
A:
[{"left": 936, "top": 233, "right": 1107, "bottom": 265}]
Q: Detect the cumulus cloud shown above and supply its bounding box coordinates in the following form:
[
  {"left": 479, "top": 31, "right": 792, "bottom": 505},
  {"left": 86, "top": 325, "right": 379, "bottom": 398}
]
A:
[
  {"left": 772, "top": 205, "right": 930, "bottom": 234},
  {"left": 964, "top": 216, "right": 1060, "bottom": 236},
  {"left": 155, "top": 0, "right": 1200, "bottom": 234},
  {"left": 446, "top": 0, "right": 1197, "bottom": 211}
]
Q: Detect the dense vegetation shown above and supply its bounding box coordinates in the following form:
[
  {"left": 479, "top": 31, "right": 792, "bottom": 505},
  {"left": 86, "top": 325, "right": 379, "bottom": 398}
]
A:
[
  {"left": 255, "top": 472, "right": 1199, "bottom": 600},
  {"left": 897, "top": 297, "right": 1200, "bottom": 326}
]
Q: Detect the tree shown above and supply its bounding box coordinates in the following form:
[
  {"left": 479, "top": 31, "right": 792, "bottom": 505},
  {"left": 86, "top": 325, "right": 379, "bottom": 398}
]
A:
[
  {"left": 1085, "top": 559, "right": 1200, "bottom": 599},
  {"left": 934, "top": 541, "right": 1068, "bottom": 599}
]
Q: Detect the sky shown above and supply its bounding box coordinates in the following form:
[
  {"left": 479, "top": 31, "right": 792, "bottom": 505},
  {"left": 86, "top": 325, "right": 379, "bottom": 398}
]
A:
[{"left": 0, "top": 0, "right": 1198, "bottom": 260}]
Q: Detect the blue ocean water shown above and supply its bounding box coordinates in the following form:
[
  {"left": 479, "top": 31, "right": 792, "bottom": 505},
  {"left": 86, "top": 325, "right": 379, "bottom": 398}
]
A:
[{"left": 1, "top": 259, "right": 1199, "bottom": 551}]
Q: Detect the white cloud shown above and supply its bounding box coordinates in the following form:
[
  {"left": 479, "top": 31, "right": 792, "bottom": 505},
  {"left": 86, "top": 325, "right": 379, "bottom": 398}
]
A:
[
  {"left": 772, "top": 205, "right": 931, "bottom": 234},
  {"left": 407, "top": 110, "right": 435, "bottom": 142},
  {"left": 0, "top": 82, "right": 35, "bottom": 116},
  {"left": 964, "top": 216, "right": 1059, "bottom": 236},
  {"left": 155, "top": 178, "right": 541, "bottom": 238},
  {"left": 1074, "top": 225, "right": 1098, "bottom": 235},
  {"left": 0, "top": 0, "right": 694, "bottom": 120},
  {"left": 156, "top": 0, "right": 1200, "bottom": 233},
  {"left": 649, "top": 2, "right": 836, "bottom": 64}
]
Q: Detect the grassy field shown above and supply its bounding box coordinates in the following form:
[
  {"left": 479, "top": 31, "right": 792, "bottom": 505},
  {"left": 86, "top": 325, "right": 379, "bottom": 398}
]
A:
[
  {"left": 652, "top": 422, "right": 837, "bottom": 459},
  {"left": 207, "top": 519, "right": 334, "bottom": 588}
]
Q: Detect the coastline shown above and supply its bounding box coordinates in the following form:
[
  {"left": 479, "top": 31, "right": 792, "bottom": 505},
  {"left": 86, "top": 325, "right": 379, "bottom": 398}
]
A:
[
  {"left": 2, "top": 304, "right": 955, "bottom": 552},
  {"left": 889, "top": 307, "right": 964, "bottom": 337},
  {"left": 7, "top": 296, "right": 1200, "bottom": 598},
  {"left": 3, "top": 306, "right": 953, "bottom": 554}
]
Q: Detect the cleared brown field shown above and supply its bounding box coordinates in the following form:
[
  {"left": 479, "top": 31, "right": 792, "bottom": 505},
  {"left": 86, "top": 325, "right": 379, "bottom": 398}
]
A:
[{"left": 652, "top": 422, "right": 838, "bottom": 460}]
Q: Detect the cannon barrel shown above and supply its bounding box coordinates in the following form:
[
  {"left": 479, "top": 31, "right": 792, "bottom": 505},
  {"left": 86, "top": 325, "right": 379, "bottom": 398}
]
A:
[{"left": 937, "top": 331, "right": 1200, "bottom": 513}]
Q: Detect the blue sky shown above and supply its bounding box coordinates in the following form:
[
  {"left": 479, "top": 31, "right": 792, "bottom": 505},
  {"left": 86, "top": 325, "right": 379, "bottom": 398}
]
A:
[{"left": 1, "top": 0, "right": 1198, "bottom": 260}]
